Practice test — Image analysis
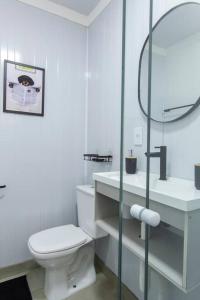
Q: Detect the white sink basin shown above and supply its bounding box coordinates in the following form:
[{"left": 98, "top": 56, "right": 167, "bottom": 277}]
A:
[{"left": 93, "top": 171, "right": 200, "bottom": 211}]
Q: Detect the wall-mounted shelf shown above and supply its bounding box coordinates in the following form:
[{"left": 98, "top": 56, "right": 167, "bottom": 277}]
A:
[{"left": 84, "top": 154, "right": 112, "bottom": 163}]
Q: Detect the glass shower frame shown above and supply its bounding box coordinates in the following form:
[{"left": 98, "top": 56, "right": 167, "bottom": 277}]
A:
[{"left": 118, "top": 1, "right": 154, "bottom": 300}]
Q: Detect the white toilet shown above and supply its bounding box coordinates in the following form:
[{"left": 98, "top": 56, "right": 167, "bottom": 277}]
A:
[{"left": 28, "top": 185, "right": 96, "bottom": 300}]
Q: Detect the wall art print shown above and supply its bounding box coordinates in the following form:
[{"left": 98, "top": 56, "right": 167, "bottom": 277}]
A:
[{"left": 3, "top": 60, "right": 45, "bottom": 116}]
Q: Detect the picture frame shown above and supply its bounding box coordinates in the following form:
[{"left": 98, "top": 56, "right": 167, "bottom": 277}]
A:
[{"left": 3, "top": 60, "right": 45, "bottom": 116}]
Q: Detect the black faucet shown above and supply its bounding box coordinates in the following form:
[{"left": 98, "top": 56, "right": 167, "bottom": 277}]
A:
[{"left": 145, "top": 146, "right": 167, "bottom": 180}]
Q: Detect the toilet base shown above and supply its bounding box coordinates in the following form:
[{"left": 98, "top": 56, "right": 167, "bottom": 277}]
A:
[{"left": 43, "top": 245, "right": 96, "bottom": 300}]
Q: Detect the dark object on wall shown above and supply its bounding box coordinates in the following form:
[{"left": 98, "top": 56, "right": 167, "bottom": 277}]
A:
[
  {"left": 0, "top": 276, "right": 32, "bottom": 300},
  {"left": 3, "top": 60, "right": 45, "bottom": 116},
  {"left": 125, "top": 157, "right": 137, "bottom": 174},
  {"left": 0, "top": 185, "right": 6, "bottom": 189},
  {"left": 195, "top": 164, "right": 200, "bottom": 190},
  {"left": 84, "top": 154, "right": 112, "bottom": 163}
]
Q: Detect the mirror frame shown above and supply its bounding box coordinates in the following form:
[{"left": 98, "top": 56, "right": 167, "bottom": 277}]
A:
[{"left": 138, "top": 2, "right": 200, "bottom": 123}]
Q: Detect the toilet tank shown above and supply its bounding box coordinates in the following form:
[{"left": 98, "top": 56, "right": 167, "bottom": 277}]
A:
[{"left": 76, "top": 185, "right": 95, "bottom": 237}]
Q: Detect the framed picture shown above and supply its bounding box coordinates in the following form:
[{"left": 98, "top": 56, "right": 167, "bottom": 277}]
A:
[{"left": 3, "top": 60, "right": 45, "bottom": 116}]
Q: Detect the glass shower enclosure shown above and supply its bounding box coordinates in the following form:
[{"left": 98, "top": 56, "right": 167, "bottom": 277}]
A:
[
  {"left": 118, "top": 1, "right": 200, "bottom": 300},
  {"left": 118, "top": 0, "right": 153, "bottom": 299}
]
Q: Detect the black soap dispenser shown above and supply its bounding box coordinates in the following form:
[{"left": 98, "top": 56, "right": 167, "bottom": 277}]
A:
[{"left": 125, "top": 150, "right": 137, "bottom": 174}]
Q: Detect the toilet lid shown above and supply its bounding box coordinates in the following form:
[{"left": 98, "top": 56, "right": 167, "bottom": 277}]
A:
[{"left": 29, "top": 225, "right": 89, "bottom": 254}]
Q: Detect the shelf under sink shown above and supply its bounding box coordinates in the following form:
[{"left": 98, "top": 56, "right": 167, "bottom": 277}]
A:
[{"left": 96, "top": 216, "right": 184, "bottom": 289}]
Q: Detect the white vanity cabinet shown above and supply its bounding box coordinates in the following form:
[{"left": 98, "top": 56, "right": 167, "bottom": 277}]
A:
[{"left": 93, "top": 172, "right": 200, "bottom": 293}]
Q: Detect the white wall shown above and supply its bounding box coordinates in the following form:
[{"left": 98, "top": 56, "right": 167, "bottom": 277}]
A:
[
  {"left": 86, "top": 0, "right": 122, "bottom": 183},
  {"left": 86, "top": 0, "right": 168, "bottom": 181},
  {"left": 86, "top": 0, "right": 200, "bottom": 182},
  {"left": 125, "top": 0, "right": 200, "bottom": 180},
  {"left": 124, "top": 0, "right": 165, "bottom": 176},
  {"left": 0, "top": 0, "right": 87, "bottom": 267}
]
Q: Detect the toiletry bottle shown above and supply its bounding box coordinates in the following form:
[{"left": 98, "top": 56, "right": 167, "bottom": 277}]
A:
[{"left": 126, "top": 150, "right": 137, "bottom": 174}]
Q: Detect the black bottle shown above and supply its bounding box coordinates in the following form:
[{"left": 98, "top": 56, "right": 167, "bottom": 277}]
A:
[{"left": 126, "top": 150, "right": 137, "bottom": 174}]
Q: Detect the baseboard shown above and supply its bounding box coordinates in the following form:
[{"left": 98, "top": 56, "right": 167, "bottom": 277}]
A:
[{"left": 0, "top": 260, "right": 38, "bottom": 283}]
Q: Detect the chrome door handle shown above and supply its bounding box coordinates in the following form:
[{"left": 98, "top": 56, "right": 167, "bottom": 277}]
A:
[
  {"left": 130, "top": 204, "right": 160, "bottom": 227},
  {"left": 0, "top": 185, "right": 6, "bottom": 189}
]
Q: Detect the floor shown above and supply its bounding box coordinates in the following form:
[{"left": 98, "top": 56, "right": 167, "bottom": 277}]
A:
[
  {"left": 0, "top": 259, "right": 138, "bottom": 300},
  {"left": 27, "top": 265, "right": 138, "bottom": 300}
]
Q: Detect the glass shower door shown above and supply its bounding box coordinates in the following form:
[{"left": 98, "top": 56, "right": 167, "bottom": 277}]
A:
[
  {"left": 119, "top": 1, "right": 200, "bottom": 300},
  {"left": 118, "top": 0, "right": 154, "bottom": 300},
  {"left": 146, "top": 2, "right": 200, "bottom": 300}
]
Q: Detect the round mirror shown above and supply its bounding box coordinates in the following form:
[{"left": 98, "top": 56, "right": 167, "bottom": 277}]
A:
[{"left": 138, "top": 2, "right": 200, "bottom": 123}]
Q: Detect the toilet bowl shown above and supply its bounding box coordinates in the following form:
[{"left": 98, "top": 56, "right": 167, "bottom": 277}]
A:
[{"left": 28, "top": 185, "right": 96, "bottom": 300}]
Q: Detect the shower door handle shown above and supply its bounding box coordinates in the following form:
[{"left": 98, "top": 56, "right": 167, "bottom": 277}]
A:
[
  {"left": 0, "top": 185, "right": 6, "bottom": 189},
  {"left": 130, "top": 204, "right": 160, "bottom": 227}
]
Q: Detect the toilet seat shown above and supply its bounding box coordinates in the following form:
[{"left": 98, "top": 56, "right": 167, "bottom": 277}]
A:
[{"left": 28, "top": 225, "right": 91, "bottom": 257}]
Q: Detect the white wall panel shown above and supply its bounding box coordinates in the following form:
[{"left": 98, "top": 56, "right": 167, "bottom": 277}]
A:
[
  {"left": 86, "top": 0, "right": 122, "bottom": 183},
  {"left": 0, "top": 0, "right": 86, "bottom": 267},
  {"left": 87, "top": 0, "right": 200, "bottom": 183}
]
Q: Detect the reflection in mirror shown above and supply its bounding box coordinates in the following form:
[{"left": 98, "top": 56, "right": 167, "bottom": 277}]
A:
[{"left": 139, "top": 3, "right": 200, "bottom": 123}]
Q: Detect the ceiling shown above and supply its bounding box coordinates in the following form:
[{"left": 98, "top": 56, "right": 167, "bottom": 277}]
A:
[
  {"left": 17, "top": 0, "right": 111, "bottom": 26},
  {"left": 50, "top": 0, "right": 101, "bottom": 16}
]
